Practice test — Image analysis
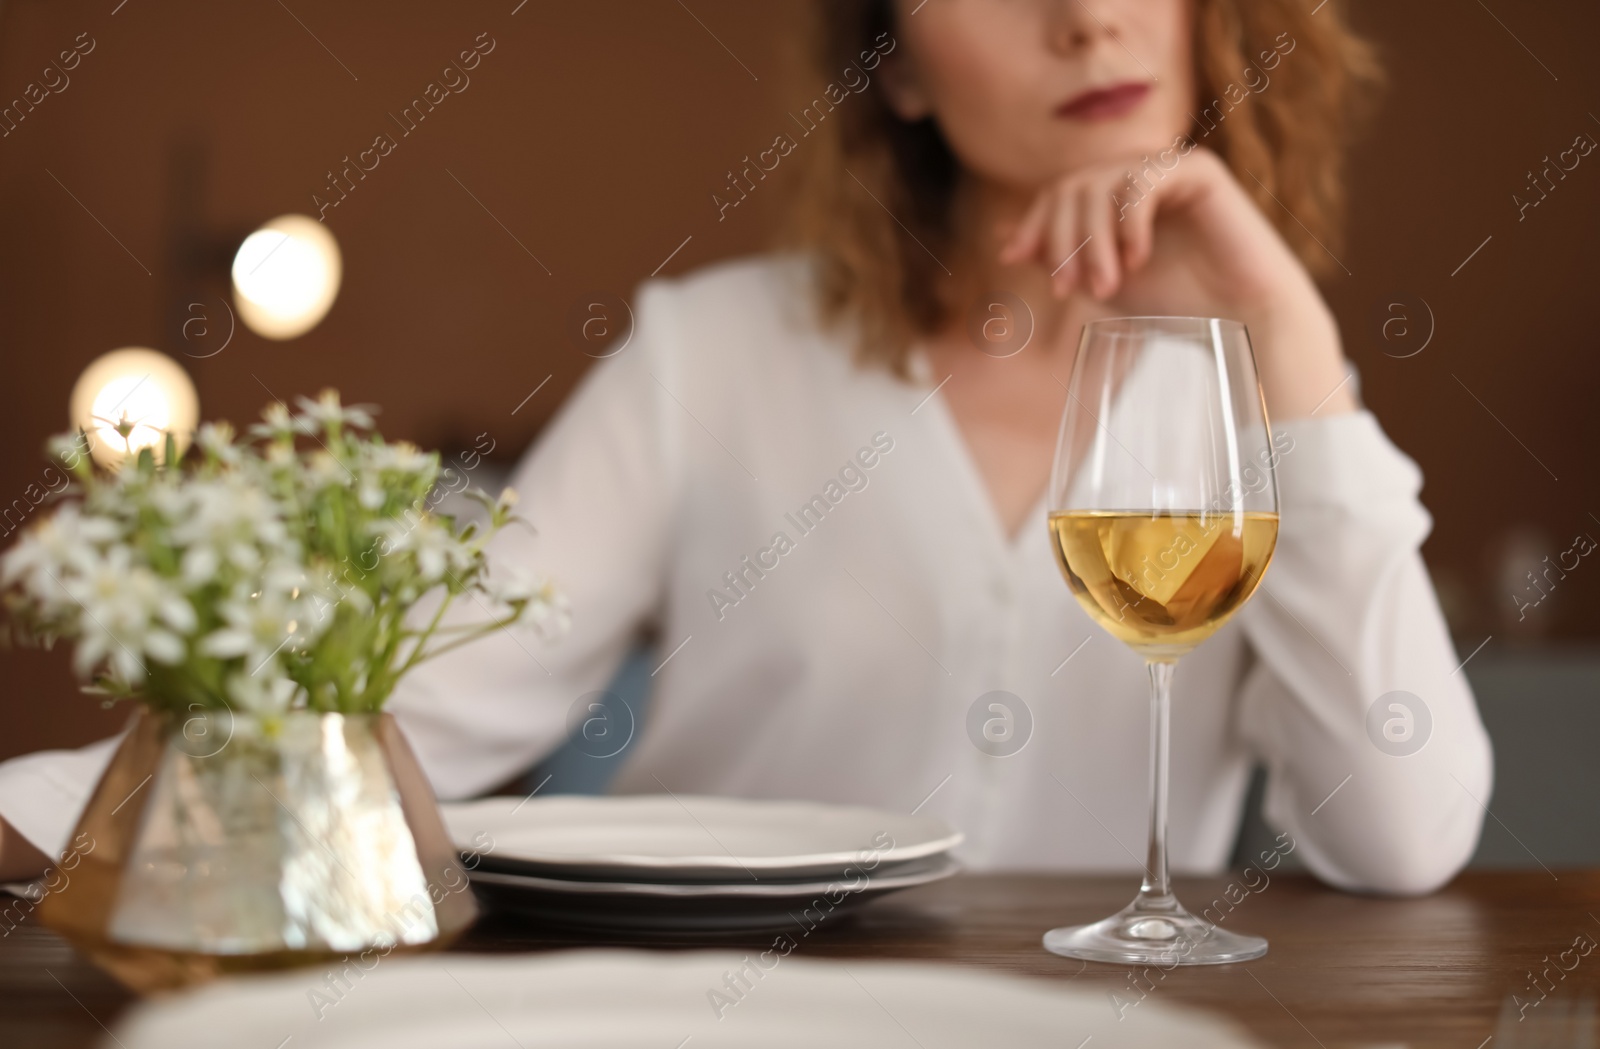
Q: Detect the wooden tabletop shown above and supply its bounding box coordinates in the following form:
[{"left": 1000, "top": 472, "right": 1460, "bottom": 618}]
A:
[{"left": 3, "top": 870, "right": 1596, "bottom": 1048}]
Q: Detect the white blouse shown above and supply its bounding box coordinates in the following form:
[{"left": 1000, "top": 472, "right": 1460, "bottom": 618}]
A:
[{"left": 0, "top": 256, "right": 1493, "bottom": 892}]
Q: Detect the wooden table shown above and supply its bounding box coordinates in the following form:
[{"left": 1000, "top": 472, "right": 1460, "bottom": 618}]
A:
[{"left": 3, "top": 870, "right": 1596, "bottom": 1048}]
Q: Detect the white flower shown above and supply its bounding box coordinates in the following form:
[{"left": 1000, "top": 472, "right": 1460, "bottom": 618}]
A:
[
  {"left": 47, "top": 433, "right": 91, "bottom": 474},
  {"left": 304, "top": 451, "right": 352, "bottom": 490},
  {"left": 261, "top": 558, "right": 316, "bottom": 597},
  {"left": 199, "top": 583, "right": 312, "bottom": 674},
  {"left": 483, "top": 570, "right": 535, "bottom": 607},
  {"left": 375, "top": 516, "right": 472, "bottom": 584},
  {"left": 180, "top": 545, "right": 220, "bottom": 588},
  {"left": 195, "top": 422, "right": 242, "bottom": 465},
  {"left": 364, "top": 441, "right": 434, "bottom": 476},
  {"left": 225, "top": 670, "right": 299, "bottom": 716},
  {"left": 249, "top": 401, "right": 306, "bottom": 441},
  {"left": 294, "top": 390, "right": 375, "bottom": 433},
  {"left": 475, "top": 570, "right": 568, "bottom": 640},
  {"left": 1, "top": 506, "right": 120, "bottom": 607},
  {"left": 62, "top": 547, "right": 194, "bottom": 681},
  {"left": 169, "top": 478, "right": 289, "bottom": 561},
  {"left": 520, "top": 577, "right": 571, "bottom": 639}
]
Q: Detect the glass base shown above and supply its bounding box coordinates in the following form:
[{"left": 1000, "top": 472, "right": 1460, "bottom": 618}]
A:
[{"left": 1043, "top": 894, "right": 1267, "bottom": 966}]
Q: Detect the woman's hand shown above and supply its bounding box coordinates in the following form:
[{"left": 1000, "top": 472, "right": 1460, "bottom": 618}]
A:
[{"left": 998, "top": 147, "right": 1357, "bottom": 419}]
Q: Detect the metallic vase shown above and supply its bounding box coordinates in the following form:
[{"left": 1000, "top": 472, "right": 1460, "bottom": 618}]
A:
[{"left": 37, "top": 707, "right": 477, "bottom": 992}]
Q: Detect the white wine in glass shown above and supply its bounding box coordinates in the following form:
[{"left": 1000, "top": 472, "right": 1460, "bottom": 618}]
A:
[{"left": 1044, "top": 317, "right": 1279, "bottom": 965}]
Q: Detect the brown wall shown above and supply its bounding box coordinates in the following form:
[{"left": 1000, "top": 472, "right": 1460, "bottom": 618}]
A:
[
  {"left": 0, "top": 1, "right": 1595, "bottom": 760},
  {"left": 1324, "top": 1, "right": 1600, "bottom": 653}
]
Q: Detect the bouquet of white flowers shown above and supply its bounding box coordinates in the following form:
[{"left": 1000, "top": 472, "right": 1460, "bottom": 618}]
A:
[{"left": 0, "top": 390, "right": 566, "bottom": 719}]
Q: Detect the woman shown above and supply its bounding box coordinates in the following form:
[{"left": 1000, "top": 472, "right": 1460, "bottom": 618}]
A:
[{"left": 0, "top": 0, "right": 1491, "bottom": 891}]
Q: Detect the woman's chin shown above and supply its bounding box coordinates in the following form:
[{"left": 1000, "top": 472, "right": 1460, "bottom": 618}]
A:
[{"left": 1037, "top": 124, "right": 1194, "bottom": 178}]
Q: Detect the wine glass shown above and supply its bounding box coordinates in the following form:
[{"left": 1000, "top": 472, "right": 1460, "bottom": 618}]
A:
[{"left": 1044, "top": 317, "right": 1279, "bottom": 966}]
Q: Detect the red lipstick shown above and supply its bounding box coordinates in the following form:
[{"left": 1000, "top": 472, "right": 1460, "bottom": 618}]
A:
[{"left": 1055, "top": 81, "right": 1151, "bottom": 121}]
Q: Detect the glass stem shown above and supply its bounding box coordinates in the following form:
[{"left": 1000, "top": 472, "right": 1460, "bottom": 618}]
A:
[{"left": 1137, "top": 659, "right": 1176, "bottom": 910}]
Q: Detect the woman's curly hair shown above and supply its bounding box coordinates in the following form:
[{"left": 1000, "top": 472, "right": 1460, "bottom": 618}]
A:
[{"left": 783, "top": 0, "right": 1382, "bottom": 375}]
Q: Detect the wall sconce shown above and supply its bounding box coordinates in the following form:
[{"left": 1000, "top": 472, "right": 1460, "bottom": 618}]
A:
[
  {"left": 69, "top": 348, "right": 199, "bottom": 468},
  {"left": 230, "top": 214, "right": 342, "bottom": 340}
]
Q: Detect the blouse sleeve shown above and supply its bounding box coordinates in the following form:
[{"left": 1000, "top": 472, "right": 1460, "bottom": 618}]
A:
[
  {"left": 0, "top": 282, "right": 682, "bottom": 857},
  {"left": 383, "top": 281, "right": 681, "bottom": 798},
  {"left": 1234, "top": 410, "right": 1494, "bottom": 895}
]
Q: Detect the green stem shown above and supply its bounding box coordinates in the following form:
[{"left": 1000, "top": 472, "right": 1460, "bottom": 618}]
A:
[{"left": 408, "top": 614, "right": 521, "bottom": 664}]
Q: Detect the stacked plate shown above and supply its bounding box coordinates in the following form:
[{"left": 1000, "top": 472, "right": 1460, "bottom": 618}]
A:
[{"left": 439, "top": 795, "right": 963, "bottom": 934}]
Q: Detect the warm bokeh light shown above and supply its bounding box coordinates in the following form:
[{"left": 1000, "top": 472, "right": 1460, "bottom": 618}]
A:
[
  {"left": 231, "top": 214, "right": 342, "bottom": 340},
  {"left": 69, "top": 348, "right": 200, "bottom": 468}
]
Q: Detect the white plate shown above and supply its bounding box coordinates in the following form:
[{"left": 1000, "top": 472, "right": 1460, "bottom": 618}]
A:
[
  {"left": 113, "top": 950, "right": 1264, "bottom": 1049},
  {"left": 442, "top": 794, "right": 963, "bottom": 880},
  {"left": 468, "top": 855, "right": 960, "bottom": 934},
  {"left": 470, "top": 853, "right": 959, "bottom": 899}
]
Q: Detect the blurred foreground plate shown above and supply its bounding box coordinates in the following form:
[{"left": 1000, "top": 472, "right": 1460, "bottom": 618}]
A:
[
  {"left": 112, "top": 950, "right": 1264, "bottom": 1049},
  {"left": 442, "top": 794, "right": 963, "bottom": 881}
]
